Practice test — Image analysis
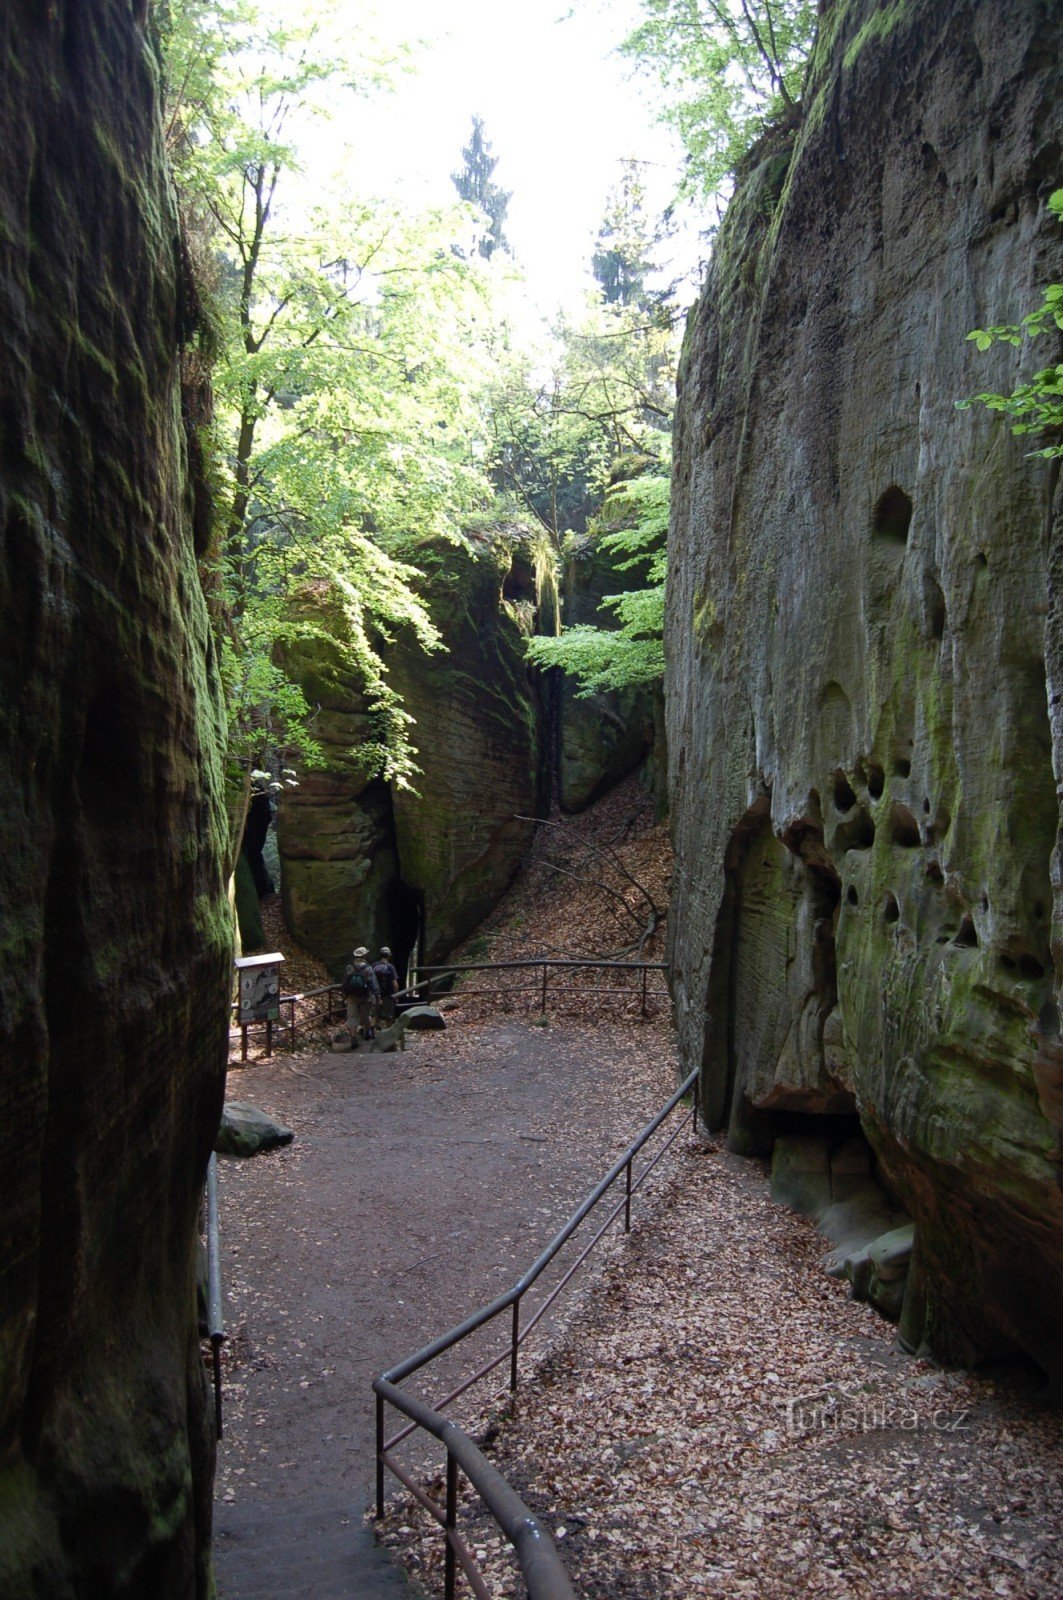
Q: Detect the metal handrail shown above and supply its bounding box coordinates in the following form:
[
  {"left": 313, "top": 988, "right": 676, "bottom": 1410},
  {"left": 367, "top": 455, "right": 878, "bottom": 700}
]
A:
[
  {"left": 373, "top": 1065, "right": 700, "bottom": 1599},
  {"left": 413, "top": 958, "right": 668, "bottom": 1020},
  {"left": 415, "top": 959, "right": 669, "bottom": 972},
  {"left": 205, "top": 1154, "right": 224, "bottom": 1437},
  {"left": 374, "top": 1380, "right": 578, "bottom": 1600},
  {"left": 228, "top": 958, "right": 669, "bottom": 1060}
]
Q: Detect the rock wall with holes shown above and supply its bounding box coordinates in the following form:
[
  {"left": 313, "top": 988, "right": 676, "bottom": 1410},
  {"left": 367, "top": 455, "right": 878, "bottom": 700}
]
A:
[
  {"left": 0, "top": 2, "right": 231, "bottom": 1594},
  {"left": 667, "top": 0, "right": 1063, "bottom": 1380},
  {"left": 276, "top": 524, "right": 558, "bottom": 973}
]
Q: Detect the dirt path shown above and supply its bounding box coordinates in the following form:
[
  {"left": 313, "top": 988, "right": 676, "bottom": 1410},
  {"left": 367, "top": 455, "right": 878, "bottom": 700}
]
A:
[{"left": 211, "top": 1012, "right": 677, "bottom": 1599}]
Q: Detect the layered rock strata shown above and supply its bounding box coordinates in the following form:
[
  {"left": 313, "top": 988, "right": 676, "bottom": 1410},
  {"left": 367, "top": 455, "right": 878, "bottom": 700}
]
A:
[
  {"left": 277, "top": 526, "right": 557, "bottom": 971},
  {"left": 274, "top": 586, "right": 400, "bottom": 972},
  {"left": 388, "top": 528, "right": 557, "bottom": 962},
  {"left": 667, "top": 0, "right": 1063, "bottom": 1380}
]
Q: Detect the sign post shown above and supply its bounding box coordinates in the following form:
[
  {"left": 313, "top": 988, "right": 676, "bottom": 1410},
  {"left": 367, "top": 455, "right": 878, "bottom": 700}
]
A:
[{"left": 234, "top": 953, "right": 285, "bottom": 1057}]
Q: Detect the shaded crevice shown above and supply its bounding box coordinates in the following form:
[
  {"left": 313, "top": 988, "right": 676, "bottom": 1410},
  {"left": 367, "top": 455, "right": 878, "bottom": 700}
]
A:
[
  {"left": 872, "top": 485, "right": 913, "bottom": 545},
  {"left": 385, "top": 878, "right": 423, "bottom": 985},
  {"left": 890, "top": 804, "right": 921, "bottom": 847},
  {"left": 924, "top": 571, "right": 947, "bottom": 641},
  {"left": 834, "top": 807, "right": 875, "bottom": 852},
  {"left": 831, "top": 769, "right": 857, "bottom": 811}
]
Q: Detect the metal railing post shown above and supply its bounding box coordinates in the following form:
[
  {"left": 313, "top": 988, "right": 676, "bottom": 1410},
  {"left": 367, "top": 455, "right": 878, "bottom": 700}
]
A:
[
  {"left": 234, "top": 960, "right": 669, "bottom": 1059},
  {"left": 373, "top": 1058, "right": 695, "bottom": 1600},
  {"left": 444, "top": 1450, "right": 458, "bottom": 1600},
  {"left": 375, "top": 1394, "right": 385, "bottom": 1520},
  {"left": 692, "top": 1075, "right": 700, "bottom": 1132},
  {"left": 205, "top": 1155, "right": 224, "bottom": 1438}
]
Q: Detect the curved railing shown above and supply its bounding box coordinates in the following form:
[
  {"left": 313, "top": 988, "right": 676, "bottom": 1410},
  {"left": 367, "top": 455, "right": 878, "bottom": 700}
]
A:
[
  {"left": 373, "top": 1066, "right": 700, "bottom": 1599},
  {"left": 229, "top": 957, "right": 669, "bottom": 1061}
]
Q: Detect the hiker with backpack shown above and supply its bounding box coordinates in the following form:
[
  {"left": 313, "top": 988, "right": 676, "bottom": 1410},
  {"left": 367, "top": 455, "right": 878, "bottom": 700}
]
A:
[
  {"left": 373, "top": 946, "right": 400, "bottom": 1026},
  {"left": 343, "top": 946, "right": 379, "bottom": 1041}
]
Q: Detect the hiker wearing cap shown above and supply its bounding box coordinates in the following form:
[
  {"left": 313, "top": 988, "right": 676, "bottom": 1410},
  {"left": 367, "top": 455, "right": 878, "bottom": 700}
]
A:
[
  {"left": 372, "top": 946, "right": 400, "bottom": 1025},
  {"left": 342, "top": 946, "right": 380, "bottom": 1040}
]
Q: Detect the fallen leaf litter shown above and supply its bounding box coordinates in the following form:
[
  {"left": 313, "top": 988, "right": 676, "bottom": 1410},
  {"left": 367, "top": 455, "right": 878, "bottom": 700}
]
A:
[{"left": 219, "top": 778, "right": 1062, "bottom": 1597}]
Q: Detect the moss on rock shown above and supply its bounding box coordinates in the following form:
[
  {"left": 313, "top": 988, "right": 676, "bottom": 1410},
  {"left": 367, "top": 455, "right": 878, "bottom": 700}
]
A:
[
  {"left": 666, "top": 0, "right": 1063, "bottom": 1381},
  {"left": 0, "top": 4, "right": 231, "bottom": 1593}
]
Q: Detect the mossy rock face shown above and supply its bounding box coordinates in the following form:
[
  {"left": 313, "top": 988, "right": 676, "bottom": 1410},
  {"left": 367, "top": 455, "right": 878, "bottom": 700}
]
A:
[
  {"left": 234, "top": 852, "right": 265, "bottom": 952},
  {"left": 558, "top": 524, "right": 655, "bottom": 812},
  {"left": 559, "top": 682, "right": 655, "bottom": 813},
  {"left": 388, "top": 525, "right": 556, "bottom": 960},
  {"left": 666, "top": 0, "right": 1063, "bottom": 1381},
  {"left": 273, "top": 591, "right": 401, "bottom": 976},
  {"left": 275, "top": 527, "right": 558, "bottom": 969},
  {"left": 0, "top": 4, "right": 231, "bottom": 1592}
]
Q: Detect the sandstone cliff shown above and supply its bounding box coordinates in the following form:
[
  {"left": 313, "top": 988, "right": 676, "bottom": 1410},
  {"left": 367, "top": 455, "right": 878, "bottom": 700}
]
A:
[
  {"left": 667, "top": 0, "right": 1063, "bottom": 1381},
  {"left": 276, "top": 525, "right": 557, "bottom": 972},
  {"left": 558, "top": 521, "right": 656, "bottom": 814},
  {"left": 0, "top": 3, "right": 231, "bottom": 1593}
]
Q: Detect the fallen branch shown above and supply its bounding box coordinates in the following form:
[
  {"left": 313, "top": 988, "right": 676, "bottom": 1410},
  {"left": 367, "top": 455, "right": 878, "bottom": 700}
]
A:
[{"left": 515, "top": 814, "right": 661, "bottom": 922}]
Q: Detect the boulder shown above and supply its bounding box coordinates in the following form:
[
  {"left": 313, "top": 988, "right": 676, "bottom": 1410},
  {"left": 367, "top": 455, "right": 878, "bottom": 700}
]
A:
[
  {"left": 401, "top": 1006, "right": 446, "bottom": 1031},
  {"left": 215, "top": 1104, "right": 294, "bottom": 1158},
  {"left": 868, "top": 1224, "right": 916, "bottom": 1283},
  {"left": 845, "top": 1226, "right": 917, "bottom": 1324},
  {"left": 666, "top": 0, "right": 1063, "bottom": 1379}
]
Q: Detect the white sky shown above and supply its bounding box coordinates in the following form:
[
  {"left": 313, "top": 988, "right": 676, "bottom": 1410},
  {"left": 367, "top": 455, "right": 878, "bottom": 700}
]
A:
[{"left": 330, "top": 0, "right": 701, "bottom": 313}]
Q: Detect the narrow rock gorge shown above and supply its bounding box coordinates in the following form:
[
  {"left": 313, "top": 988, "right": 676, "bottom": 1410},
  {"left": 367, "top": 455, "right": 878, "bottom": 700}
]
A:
[
  {"left": 0, "top": 3, "right": 230, "bottom": 1594},
  {"left": 559, "top": 502, "right": 657, "bottom": 814},
  {"left": 667, "top": 0, "right": 1063, "bottom": 1382}
]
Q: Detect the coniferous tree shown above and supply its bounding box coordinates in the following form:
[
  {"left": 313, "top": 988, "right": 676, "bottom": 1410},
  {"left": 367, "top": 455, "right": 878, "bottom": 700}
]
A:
[
  {"left": 592, "top": 162, "right": 652, "bottom": 309},
  {"left": 591, "top": 161, "right": 673, "bottom": 311},
  {"left": 451, "top": 115, "right": 511, "bottom": 259}
]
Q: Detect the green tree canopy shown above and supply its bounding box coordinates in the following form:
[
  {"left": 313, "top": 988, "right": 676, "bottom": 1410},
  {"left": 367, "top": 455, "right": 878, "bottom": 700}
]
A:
[
  {"left": 622, "top": 0, "right": 817, "bottom": 202},
  {"left": 592, "top": 160, "right": 673, "bottom": 310},
  {"left": 162, "top": 0, "right": 505, "bottom": 790},
  {"left": 525, "top": 472, "right": 669, "bottom": 693},
  {"left": 959, "top": 189, "right": 1063, "bottom": 459}
]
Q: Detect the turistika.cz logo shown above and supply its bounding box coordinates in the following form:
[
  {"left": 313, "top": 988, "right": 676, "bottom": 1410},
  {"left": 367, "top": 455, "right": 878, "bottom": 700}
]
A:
[{"left": 780, "top": 1383, "right": 970, "bottom": 1437}]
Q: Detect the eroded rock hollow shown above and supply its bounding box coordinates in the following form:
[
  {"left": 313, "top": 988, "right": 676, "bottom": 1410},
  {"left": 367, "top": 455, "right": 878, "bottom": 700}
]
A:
[
  {"left": 0, "top": 3, "right": 231, "bottom": 1593},
  {"left": 667, "top": 0, "right": 1063, "bottom": 1380}
]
